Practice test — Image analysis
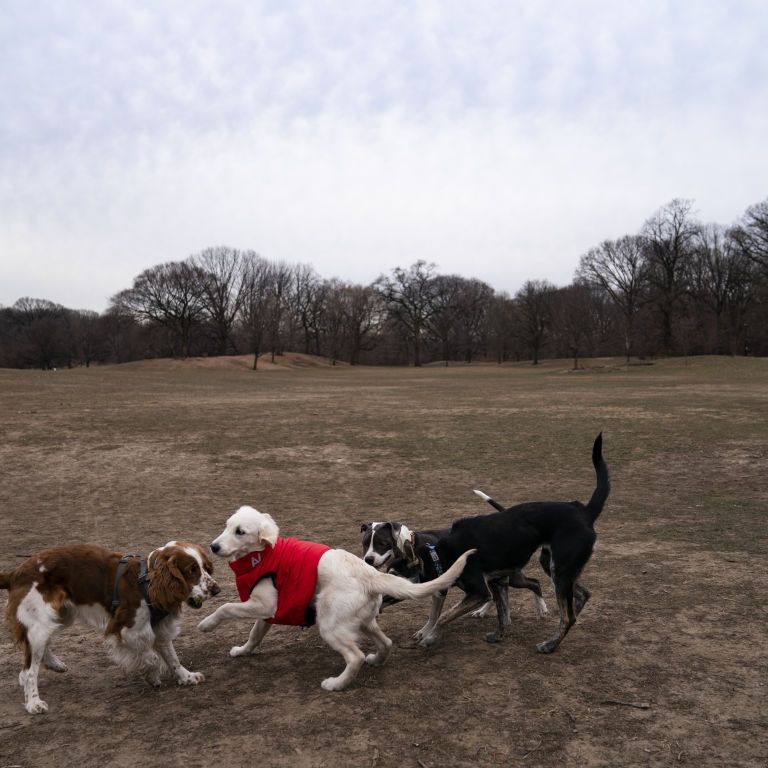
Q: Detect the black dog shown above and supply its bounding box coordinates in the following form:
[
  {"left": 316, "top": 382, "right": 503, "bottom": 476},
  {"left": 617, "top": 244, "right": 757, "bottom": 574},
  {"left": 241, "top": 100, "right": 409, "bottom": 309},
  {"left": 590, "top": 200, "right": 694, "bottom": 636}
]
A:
[
  {"left": 410, "top": 433, "right": 609, "bottom": 653},
  {"left": 360, "top": 521, "right": 547, "bottom": 628}
]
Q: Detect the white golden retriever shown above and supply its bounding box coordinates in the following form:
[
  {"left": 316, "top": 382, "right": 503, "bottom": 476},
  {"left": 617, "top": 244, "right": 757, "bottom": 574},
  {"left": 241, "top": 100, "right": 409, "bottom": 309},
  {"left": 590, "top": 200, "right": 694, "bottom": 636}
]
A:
[{"left": 198, "top": 506, "right": 474, "bottom": 691}]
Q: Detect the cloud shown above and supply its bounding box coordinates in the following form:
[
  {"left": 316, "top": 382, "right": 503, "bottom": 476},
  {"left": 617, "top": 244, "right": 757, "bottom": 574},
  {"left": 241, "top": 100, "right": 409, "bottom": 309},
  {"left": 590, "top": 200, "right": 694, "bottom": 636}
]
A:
[{"left": 1, "top": 0, "right": 767, "bottom": 309}]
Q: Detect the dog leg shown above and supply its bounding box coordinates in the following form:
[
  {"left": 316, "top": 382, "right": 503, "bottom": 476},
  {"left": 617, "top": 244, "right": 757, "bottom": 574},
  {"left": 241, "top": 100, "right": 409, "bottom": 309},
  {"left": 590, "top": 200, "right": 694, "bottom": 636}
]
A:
[
  {"left": 155, "top": 641, "right": 204, "bottom": 686},
  {"left": 198, "top": 579, "right": 278, "bottom": 634},
  {"left": 509, "top": 570, "right": 548, "bottom": 618},
  {"left": 20, "top": 630, "right": 50, "bottom": 714},
  {"left": 573, "top": 582, "right": 591, "bottom": 615},
  {"left": 16, "top": 586, "right": 60, "bottom": 714},
  {"left": 536, "top": 584, "right": 576, "bottom": 654},
  {"left": 361, "top": 619, "right": 393, "bottom": 667},
  {"left": 470, "top": 600, "right": 495, "bottom": 618},
  {"left": 230, "top": 620, "right": 272, "bottom": 657},
  {"left": 485, "top": 581, "right": 510, "bottom": 643},
  {"left": 43, "top": 648, "right": 68, "bottom": 673},
  {"left": 413, "top": 591, "right": 446, "bottom": 642},
  {"left": 419, "top": 594, "right": 488, "bottom": 648},
  {"left": 317, "top": 625, "right": 365, "bottom": 691}
]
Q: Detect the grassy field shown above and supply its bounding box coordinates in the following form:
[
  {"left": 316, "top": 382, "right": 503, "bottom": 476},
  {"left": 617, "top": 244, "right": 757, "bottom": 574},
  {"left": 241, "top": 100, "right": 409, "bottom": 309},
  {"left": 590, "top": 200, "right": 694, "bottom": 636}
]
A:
[{"left": 1, "top": 356, "right": 766, "bottom": 767}]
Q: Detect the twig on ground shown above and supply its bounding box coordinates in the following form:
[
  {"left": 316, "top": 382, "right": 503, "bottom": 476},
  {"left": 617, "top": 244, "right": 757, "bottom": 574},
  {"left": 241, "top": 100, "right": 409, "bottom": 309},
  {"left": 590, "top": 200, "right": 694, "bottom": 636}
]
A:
[
  {"left": 600, "top": 698, "right": 651, "bottom": 710},
  {"left": 522, "top": 740, "right": 542, "bottom": 759}
]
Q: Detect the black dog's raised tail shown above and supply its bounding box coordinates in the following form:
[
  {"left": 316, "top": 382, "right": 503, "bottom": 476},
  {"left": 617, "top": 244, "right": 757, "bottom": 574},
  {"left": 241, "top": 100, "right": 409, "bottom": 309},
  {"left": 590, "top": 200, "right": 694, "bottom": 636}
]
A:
[
  {"left": 586, "top": 432, "right": 610, "bottom": 522},
  {"left": 473, "top": 489, "right": 506, "bottom": 513}
]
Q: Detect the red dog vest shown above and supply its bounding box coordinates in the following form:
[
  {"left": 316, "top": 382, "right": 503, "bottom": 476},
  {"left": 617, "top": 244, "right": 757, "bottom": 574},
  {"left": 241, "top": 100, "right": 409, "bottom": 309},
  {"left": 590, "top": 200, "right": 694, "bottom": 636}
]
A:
[{"left": 229, "top": 538, "right": 331, "bottom": 626}]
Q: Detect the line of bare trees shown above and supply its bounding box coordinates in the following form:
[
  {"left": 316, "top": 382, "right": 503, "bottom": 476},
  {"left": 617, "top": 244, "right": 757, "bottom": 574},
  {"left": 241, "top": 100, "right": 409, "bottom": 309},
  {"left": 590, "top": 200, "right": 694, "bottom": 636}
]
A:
[{"left": 2, "top": 197, "right": 767, "bottom": 370}]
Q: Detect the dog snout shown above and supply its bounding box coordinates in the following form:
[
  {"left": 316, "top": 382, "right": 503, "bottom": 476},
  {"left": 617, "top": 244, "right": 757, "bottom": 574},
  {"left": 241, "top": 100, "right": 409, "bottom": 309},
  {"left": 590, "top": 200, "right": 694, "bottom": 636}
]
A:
[
  {"left": 210, "top": 582, "right": 221, "bottom": 596},
  {"left": 364, "top": 555, "right": 375, "bottom": 565},
  {"left": 210, "top": 542, "right": 220, "bottom": 554}
]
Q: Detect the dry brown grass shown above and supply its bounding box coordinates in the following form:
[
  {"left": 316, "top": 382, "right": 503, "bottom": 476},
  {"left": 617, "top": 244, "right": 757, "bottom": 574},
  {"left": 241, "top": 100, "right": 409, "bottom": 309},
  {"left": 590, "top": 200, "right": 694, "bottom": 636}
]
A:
[{"left": 1, "top": 356, "right": 766, "bottom": 767}]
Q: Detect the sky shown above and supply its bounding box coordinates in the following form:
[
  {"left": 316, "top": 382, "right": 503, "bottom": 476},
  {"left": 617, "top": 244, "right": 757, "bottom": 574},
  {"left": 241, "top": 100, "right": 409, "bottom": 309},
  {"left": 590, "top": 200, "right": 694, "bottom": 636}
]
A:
[{"left": 1, "top": 1, "right": 767, "bottom": 312}]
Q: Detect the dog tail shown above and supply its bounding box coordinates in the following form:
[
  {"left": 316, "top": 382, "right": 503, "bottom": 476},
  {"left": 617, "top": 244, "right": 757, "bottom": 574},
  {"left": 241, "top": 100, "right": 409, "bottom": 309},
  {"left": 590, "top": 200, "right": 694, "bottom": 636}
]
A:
[
  {"left": 0, "top": 571, "right": 11, "bottom": 590},
  {"left": 473, "top": 489, "right": 506, "bottom": 513},
  {"left": 369, "top": 549, "right": 476, "bottom": 600},
  {"left": 586, "top": 432, "right": 610, "bottom": 522}
]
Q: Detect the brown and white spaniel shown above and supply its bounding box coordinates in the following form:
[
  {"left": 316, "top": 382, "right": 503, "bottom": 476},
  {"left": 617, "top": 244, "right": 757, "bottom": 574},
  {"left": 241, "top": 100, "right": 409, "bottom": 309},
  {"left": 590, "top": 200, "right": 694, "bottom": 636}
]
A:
[{"left": 0, "top": 540, "right": 219, "bottom": 714}]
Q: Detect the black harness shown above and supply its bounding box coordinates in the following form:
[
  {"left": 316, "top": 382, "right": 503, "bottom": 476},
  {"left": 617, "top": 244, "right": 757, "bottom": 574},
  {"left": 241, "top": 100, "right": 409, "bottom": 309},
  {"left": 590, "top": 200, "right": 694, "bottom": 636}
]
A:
[
  {"left": 425, "top": 543, "right": 444, "bottom": 577},
  {"left": 110, "top": 555, "right": 169, "bottom": 627}
]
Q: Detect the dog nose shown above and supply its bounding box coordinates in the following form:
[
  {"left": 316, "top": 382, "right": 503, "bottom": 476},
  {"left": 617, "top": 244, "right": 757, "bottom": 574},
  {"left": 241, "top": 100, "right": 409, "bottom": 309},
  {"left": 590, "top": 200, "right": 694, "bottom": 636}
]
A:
[
  {"left": 210, "top": 542, "right": 220, "bottom": 554},
  {"left": 210, "top": 583, "right": 221, "bottom": 596},
  {"left": 365, "top": 556, "right": 375, "bottom": 565}
]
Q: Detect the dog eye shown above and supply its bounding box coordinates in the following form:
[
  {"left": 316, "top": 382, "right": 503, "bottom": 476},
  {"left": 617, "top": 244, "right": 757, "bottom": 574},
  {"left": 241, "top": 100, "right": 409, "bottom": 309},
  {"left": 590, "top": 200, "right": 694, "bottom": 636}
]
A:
[{"left": 235, "top": 527, "right": 244, "bottom": 536}]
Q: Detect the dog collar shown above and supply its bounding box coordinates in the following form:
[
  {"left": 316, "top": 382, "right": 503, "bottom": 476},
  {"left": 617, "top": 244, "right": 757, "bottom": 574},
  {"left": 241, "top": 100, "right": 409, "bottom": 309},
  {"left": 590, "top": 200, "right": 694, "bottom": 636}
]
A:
[{"left": 425, "top": 543, "right": 443, "bottom": 577}]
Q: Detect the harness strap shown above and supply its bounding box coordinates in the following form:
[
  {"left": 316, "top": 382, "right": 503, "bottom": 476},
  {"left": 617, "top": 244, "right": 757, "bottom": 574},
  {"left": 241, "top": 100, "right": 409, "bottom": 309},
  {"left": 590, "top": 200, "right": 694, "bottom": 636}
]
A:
[
  {"left": 425, "top": 543, "right": 443, "bottom": 577},
  {"left": 110, "top": 555, "right": 169, "bottom": 626},
  {"left": 110, "top": 554, "right": 137, "bottom": 615}
]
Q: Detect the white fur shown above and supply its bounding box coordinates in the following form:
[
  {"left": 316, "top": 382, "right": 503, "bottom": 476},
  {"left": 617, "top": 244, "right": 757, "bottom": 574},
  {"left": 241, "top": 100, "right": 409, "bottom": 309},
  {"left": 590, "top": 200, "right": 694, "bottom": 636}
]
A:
[
  {"left": 13, "top": 545, "right": 216, "bottom": 714},
  {"left": 363, "top": 521, "right": 393, "bottom": 568},
  {"left": 201, "top": 506, "right": 474, "bottom": 691}
]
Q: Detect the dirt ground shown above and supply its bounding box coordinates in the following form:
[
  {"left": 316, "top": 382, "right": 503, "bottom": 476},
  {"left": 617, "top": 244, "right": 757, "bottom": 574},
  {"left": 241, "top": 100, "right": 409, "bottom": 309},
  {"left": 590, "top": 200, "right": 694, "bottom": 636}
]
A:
[{"left": 1, "top": 356, "right": 766, "bottom": 767}]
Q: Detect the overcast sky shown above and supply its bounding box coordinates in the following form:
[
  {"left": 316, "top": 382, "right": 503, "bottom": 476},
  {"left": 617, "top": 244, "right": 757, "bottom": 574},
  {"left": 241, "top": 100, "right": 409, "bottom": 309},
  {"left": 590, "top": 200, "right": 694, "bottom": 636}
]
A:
[{"left": 2, "top": 1, "right": 767, "bottom": 311}]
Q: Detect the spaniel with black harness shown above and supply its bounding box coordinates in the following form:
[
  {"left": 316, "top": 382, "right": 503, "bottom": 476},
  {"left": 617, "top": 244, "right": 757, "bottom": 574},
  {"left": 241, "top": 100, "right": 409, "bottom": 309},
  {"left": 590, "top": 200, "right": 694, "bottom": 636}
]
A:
[{"left": 1, "top": 541, "right": 219, "bottom": 714}]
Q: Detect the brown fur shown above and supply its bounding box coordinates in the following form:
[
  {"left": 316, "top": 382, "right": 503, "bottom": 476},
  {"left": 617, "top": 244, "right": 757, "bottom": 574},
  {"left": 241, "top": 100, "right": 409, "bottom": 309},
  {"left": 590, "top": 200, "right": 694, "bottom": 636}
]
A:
[{"left": 1, "top": 543, "right": 213, "bottom": 657}]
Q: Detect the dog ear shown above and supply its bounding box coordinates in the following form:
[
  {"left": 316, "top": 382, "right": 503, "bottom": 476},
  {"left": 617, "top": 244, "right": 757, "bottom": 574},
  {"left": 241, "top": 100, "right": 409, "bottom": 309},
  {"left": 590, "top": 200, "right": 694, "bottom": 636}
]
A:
[
  {"left": 360, "top": 523, "right": 369, "bottom": 533},
  {"left": 149, "top": 551, "right": 190, "bottom": 611},
  {"left": 401, "top": 539, "right": 423, "bottom": 573},
  {"left": 258, "top": 513, "right": 279, "bottom": 548}
]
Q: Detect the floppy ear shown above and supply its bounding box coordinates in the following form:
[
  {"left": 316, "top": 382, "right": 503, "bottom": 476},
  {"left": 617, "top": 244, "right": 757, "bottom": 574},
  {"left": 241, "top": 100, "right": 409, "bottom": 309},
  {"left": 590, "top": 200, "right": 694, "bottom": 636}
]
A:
[
  {"left": 258, "top": 513, "right": 279, "bottom": 548},
  {"left": 360, "top": 523, "right": 369, "bottom": 532},
  {"left": 149, "top": 552, "right": 189, "bottom": 611},
  {"left": 401, "top": 539, "right": 423, "bottom": 573}
]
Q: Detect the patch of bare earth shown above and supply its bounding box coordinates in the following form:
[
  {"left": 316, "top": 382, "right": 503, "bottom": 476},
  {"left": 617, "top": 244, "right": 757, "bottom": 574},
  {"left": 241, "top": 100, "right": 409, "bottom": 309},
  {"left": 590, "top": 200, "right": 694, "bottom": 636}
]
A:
[{"left": 0, "top": 356, "right": 766, "bottom": 767}]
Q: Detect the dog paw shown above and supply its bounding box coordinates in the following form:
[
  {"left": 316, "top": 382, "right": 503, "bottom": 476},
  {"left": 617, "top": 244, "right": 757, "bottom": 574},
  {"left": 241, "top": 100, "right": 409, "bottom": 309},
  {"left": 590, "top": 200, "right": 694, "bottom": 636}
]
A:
[
  {"left": 146, "top": 672, "right": 163, "bottom": 687},
  {"left": 177, "top": 671, "right": 204, "bottom": 686},
  {"left": 25, "top": 698, "right": 48, "bottom": 715},
  {"left": 535, "top": 639, "right": 559, "bottom": 654},
  {"left": 364, "top": 653, "right": 385, "bottom": 667},
  {"left": 485, "top": 631, "right": 504, "bottom": 644},
  {"left": 229, "top": 645, "right": 253, "bottom": 658},
  {"left": 417, "top": 634, "right": 437, "bottom": 649},
  {"left": 45, "top": 657, "right": 68, "bottom": 673},
  {"left": 471, "top": 602, "right": 493, "bottom": 618},
  {"left": 320, "top": 676, "right": 347, "bottom": 692},
  {"left": 197, "top": 615, "right": 218, "bottom": 633},
  {"left": 534, "top": 597, "right": 549, "bottom": 618}
]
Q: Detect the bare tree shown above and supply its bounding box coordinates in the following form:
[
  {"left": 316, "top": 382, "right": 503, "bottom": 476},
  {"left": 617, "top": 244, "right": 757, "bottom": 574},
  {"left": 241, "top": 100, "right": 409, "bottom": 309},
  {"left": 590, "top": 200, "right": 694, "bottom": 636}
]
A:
[
  {"left": 456, "top": 278, "right": 493, "bottom": 363},
  {"left": 193, "top": 246, "right": 247, "bottom": 356},
  {"left": 343, "top": 284, "right": 381, "bottom": 365},
  {"left": 112, "top": 261, "right": 208, "bottom": 357},
  {"left": 427, "top": 275, "right": 462, "bottom": 365},
  {"left": 487, "top": 293, "right": 518, "bottom": 363},
  {"left": 293, "top": 264, "right": 326, "bottom": 355},
  {"left": 267, "top": 262, "right": 295, "bottom": 363},
  {"left": 691, "top": 224, "right": 754, "bottom": 354},
  {"left": 551, "top": 283, "right": 600, "bottom": 369},
  {"left": 642, "top": 199, "right": 698, "bottom": 354},
  {"left": 239, "top": 252, "right": 273, "bottom": 370},
  {"left": 10, "top": 298, "right": 67, "bottom": 369},
  {"left": 577, "top": 235, "right": 649, "bottom": 362},
  {"left": 375, "top": 261, "right": 438, "bottom": 366},
  {"left": 515, "top": 280, "right": 556, "bottom": 364},
  {"left": 731, "top": 198, "right": 768, "bottom": 273}
]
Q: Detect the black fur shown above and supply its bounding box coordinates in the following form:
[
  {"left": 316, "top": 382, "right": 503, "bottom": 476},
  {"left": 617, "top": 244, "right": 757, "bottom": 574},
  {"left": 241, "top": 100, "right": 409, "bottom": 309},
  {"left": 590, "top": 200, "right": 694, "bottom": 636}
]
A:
[{"left": 414, "top": 433, "right": 609, "bottom": 653}]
